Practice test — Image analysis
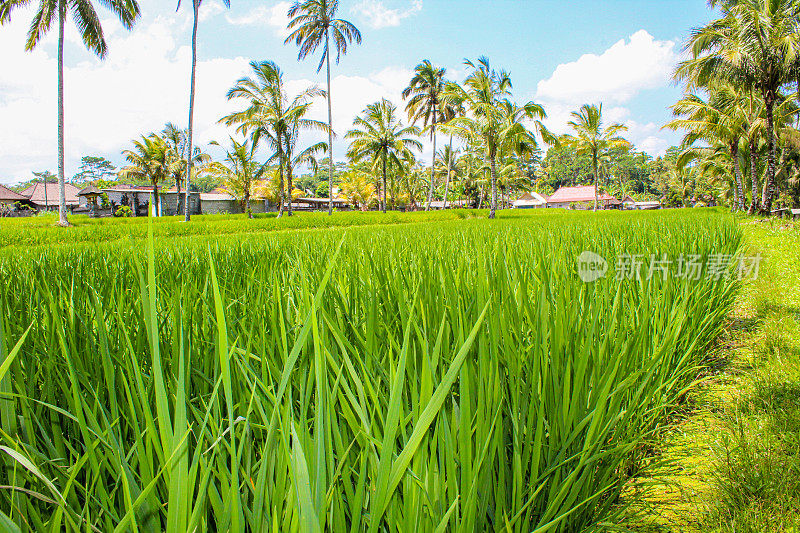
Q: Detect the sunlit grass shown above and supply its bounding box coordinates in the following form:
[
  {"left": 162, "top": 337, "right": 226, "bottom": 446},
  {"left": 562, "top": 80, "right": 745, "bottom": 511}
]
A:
[{"left": 0, "top": 209, "right": 741, "bottom": 531}]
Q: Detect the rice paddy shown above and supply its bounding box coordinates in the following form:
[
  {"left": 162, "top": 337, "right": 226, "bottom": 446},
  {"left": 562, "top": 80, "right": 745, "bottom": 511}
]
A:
[{"left": 0, "top": 209, "right": 742, "bottom": 531}]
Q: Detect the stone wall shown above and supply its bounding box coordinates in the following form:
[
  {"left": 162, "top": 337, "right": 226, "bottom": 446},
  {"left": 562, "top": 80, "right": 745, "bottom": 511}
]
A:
[{"left": 160, "top": 193, "right": 200, "bottom": 216}]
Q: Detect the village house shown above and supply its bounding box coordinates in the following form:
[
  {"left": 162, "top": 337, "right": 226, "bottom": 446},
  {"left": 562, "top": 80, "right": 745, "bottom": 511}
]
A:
[
  {"left": 20, "top": 182, "right": 81, "bottom": 211},
  {"left": 546, "top": 185, "right": 622, "bottom": 209},
  {"left": 0, "top": 184, "right": 34, "bottom": 215},
  {"left": 512, "top": 192, "right": 549, "bottom": 209}
]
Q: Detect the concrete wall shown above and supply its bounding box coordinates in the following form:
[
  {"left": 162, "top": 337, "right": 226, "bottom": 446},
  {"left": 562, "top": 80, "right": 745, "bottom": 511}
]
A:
[
  {"left": 201, "top": 199, "right": 242, "bottom": 215},
  {"left": 160, "top": 192, "right": 200, "bottom": 216}
]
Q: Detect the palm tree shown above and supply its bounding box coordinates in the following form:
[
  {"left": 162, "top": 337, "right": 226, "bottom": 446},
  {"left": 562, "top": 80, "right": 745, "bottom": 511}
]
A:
[
  {"left": 434, "top": 95, "right": 466, "bottom": 209},
  {"left": 221, "top": 60, "right": 327, "bottom": 217},
  {"left": 402, "top": 60, "right": 446, "bottom": 211},
  {"left": 0, "top": 0, "right": 141, "bottom": 226},
  {"left": 677, "top": 0, "right": 800, "bottom": 213},
  {"left": 283, "top": 114, "right": 329, "bottom": 215},
  {"left": 120, "top": 134, "right": 170, "bottom": 215},
  {"left": 498, "top": 100, "right": 552, "bottom": 190},
  {"left": 665, "top": 88, "right": 748, "bottom": 210},
  {"left": 339, "top": 170, "right": 376, "bottom": 210},
  {"left": 177, "top": 0, "right": 231, "bottom": 222},
  {"left": 286, "top": 0, "right": 361, "bottom": 216},
  {"left": 163, "top": 123, "right": 209, "bottom": 215},
  {"left": 207, "top": 137, "right": 265, "bottom": 217},
  {"left": 441, "top": 58, "right": 514, "bottom": 219},
  {"left": 346, "top": 99, "right": 422, "bottom": 213},
  {"left": 561, "top": 104, "right": 629, "bottom": 211},
  {"left": 435, "top": 144, "right": 460, "bottom": 209}
]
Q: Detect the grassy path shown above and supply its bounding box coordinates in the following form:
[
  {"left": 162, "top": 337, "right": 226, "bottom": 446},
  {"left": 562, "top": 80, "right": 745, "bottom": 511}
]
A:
[{"left": 623, "top": 219, "right": 800, "bottom": 532}]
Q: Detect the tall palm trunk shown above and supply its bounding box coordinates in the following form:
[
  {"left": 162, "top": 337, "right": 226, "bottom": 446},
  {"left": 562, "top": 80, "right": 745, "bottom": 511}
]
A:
[
  {"left": 730, "top": 140, "right": 744, "bottom": 211},
  {"left": 152, "top": 183, "right": 160, "bottom": 217},
  {"left": 175, "top": 178, "right": 182, "bottom": 216},
  {"left": 287, "top": 158, "right": 294, "bottom": 216},
  {"left": 183, "top": 0, "right": 199, "bottom": 222},
  {"left": 443, "top": 136, "right": 452, "bottom": 209},
  {"left": 426, "top": 115, "right": 436, "bottom": 211},
  {"left": 592, "top": 152, "right": 599, "bottom": 212},
  {"left": 278, "top": 150, "right": 285, "bottom": 218},
  {"left": 245, "top": 190, "right": 252, "bottom": 218},
  {"left": 381, "top": 155, "right": 387, "bottom": 213},
  {"left": 325, "top": 27, "right": 335, "bottom": 216},
  {"left": 761, "top": 92, "right": 777, "bottom": 214},
  {"left": 489, "top": 151, "right": 497, "bottom": 219},
  {"left": 57, "top": 0, "right": 69, "bottom": 227},
  {"left": 748, "top": 138, "right": 760, "bottom": 214}
]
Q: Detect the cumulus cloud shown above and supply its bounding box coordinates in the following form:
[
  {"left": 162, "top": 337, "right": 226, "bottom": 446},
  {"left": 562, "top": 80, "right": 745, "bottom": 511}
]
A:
[
  {"left": 0, "top": 6, "right": 251, "bottom": 182},
  {"left": 352, "top": 0, "right": 422, "bottom": 29},
  {"left": 226, "top": 1, "right": 293, "bottom": 37},
  {"left": 199, "top": 1, "right": 226, "bottom": 22},
  {"left": 0, "top": 0, "right": 422, "bottom": 182},
  {"left": 535, "top": 30, "right": 678, "bottom": 156}
]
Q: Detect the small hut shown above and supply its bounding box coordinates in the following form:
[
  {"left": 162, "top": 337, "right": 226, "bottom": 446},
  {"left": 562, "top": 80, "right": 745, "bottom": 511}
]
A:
[{"left": 78, "top": 185, "right": 103, "bottom": 217}]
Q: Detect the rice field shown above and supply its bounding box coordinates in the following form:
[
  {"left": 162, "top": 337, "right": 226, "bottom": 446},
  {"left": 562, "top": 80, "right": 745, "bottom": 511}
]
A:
[{"left": 0, "top": 209, "right": 741, "bottom": 531}]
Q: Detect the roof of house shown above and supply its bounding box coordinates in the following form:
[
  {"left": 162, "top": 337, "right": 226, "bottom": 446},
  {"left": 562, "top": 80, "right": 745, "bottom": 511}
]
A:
[
  {"left": 200, "top": 192, "right": 236, "bottom": 201},
  {"left": 547, "top": 186, "right": 621, "bottom": 205},
  {"left": 513, "top": 191, "right": 548, "bottom": 207},
  {"left": 0, "top": 184, "right": 28, "bottom": 201},
  {"left": 78, "top": 185, "right": 102, "bottom": 196},
  {"left": 20, "top": 182, "right": 81, "bottom": 205},
  {"left": 103, "top": 184, "right": 156, "bottom": 193}
]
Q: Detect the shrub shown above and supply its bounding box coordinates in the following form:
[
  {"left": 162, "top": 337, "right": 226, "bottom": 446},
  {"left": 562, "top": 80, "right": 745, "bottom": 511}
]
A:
[{"left": 114, "top": 205, "right": 133, "bottom": 217}]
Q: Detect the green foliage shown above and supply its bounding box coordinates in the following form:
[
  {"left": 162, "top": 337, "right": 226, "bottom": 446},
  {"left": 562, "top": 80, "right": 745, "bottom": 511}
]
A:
[
  {"left": 0, "top": 210, "right": 740, "bottom": 531},
  {"left": 114, "top": 205, "right": 133, "bottom": 217},
  {"left": 72, "top": 156, "right": 116, "bottom": 184}
]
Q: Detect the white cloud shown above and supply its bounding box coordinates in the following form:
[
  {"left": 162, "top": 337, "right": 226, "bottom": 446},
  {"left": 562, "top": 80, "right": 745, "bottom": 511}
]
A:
[
  {"left": 536, "top": 30, "right": 676, "bottom": 105},
  {"left": 0, "top": 0, "right": 423, "bottom": 182},
  {"left": 534, "top": 30, "right": 678, "bottom": 156},
  {"left": 199, "top": 1, "right": 226, "bottom": 22},
  {"left": 226, "top": 1, "right": 292, "bottom": 37},
  {"left": 0, "top": 7, "right": 251, "bottom": 182},
  {"left": 352, "top": 0, "right": 422, "bottom": 29}
]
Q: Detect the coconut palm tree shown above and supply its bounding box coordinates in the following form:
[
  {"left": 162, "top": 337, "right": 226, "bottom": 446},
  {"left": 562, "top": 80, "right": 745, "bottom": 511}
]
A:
[
  {"left": 665, "top": 88, "right": 748, "bottom": 210},
  {"left": 677, "top": 0, "right": 800, "bottom": 213},
  {"left": 163, "top": 123, "right": 210, "bottom": 215},
  {"left": 561, "top": 104, "right": 629, "bottom": 211},
  {"left": 177, "top": 0, "right": 231, "bottom": 221},
  {"left": 435, "top": 144, "right": 460, "bottom": 209},
  {"left": 339, "top": 170, "right": 376, "bottom": 210},
  {"left": 0, "top": 0, "right": 141, "bottom": 226},
  {"left": 441, "top": 58, "right": 514, "bottom": 219},
  {"left": 221, "top": 60, "right": 327, "bottom": 217},
  {"left": 120, "top": 134, "right": 170, "bottom": 215},
  {"left": 346, "top": 99, "right": 422, "bottom": 213},
  {"left": 402, "top": 60, "right": 447, "bottom": 211},
  {"left": 286, "top": 0, "right": 361, "bottom": 216},
  {"left": 207, "top": 137, "right": 265, "bottom": 217},
  {"left": 282, "top": 114, "right": 329, "bottom": 215}
]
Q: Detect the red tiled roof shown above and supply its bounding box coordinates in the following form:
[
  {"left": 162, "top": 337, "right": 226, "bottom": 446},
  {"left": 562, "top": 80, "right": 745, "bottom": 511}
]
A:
[
  {"left": 547, "top": 185, "right": 620, "bottom": 204},
  {"left": 103, "top": 184, "right": 155, "bottom": 192},
  {"left": 0, "top": 184, "right": 28, "bottom": 201},
  {"left": 20, "top": 182, "right": 80, "bottom": 206}
]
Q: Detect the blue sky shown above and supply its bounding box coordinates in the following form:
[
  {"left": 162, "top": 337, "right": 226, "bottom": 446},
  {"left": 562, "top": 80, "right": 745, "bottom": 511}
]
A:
[{"left": 0, "top": 0, "right": 717, "bottom": 184}]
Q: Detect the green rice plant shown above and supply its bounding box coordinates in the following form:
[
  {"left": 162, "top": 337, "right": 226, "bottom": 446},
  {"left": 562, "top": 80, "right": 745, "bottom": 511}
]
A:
[{"left": 0, "top": 209, "right": 741, "bottom": 531}]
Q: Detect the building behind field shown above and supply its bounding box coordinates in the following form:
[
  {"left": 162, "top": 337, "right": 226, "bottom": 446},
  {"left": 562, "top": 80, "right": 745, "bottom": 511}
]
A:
[{"left": 546, "top": 185, "right": 621, "bottom": 209}]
